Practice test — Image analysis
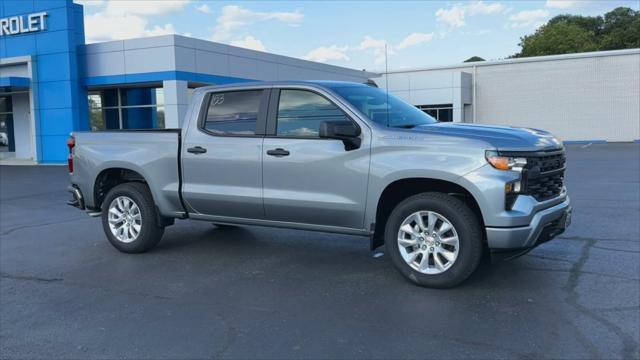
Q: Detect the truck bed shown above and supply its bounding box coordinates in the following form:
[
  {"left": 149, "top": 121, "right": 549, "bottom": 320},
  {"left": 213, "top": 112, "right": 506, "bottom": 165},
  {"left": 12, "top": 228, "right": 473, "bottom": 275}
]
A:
[{"left": 70, "top": 129, "right": 185, "bottom": 218}]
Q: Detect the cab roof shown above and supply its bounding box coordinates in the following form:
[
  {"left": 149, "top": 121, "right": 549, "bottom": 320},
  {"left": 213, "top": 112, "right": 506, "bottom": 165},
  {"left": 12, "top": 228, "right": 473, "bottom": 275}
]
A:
[{"left": 196, "top": 80, "right": 371, "bottom": 93}]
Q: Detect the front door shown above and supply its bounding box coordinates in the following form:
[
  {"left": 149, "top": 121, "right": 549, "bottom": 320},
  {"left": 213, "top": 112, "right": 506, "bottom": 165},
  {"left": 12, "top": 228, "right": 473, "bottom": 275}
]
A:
[
  {"left": 181, "top": 89, "right": 269, "bottom": 219},
  {"left": 262, "top": 88, "right": 370, "bottom": 230}
]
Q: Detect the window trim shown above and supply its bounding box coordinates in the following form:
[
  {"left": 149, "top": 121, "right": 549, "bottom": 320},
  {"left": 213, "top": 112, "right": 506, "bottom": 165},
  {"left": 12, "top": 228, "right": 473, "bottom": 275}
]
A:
[
  {"left": 265, "top": 88, "right": 361, "bottom": 140},
  {"left": 197, "top": 88, "right": 270, "bottom": 138}
]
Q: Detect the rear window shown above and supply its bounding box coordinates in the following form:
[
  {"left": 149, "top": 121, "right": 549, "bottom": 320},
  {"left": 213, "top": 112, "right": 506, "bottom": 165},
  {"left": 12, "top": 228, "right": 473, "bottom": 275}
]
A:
[{"left": 203, "top": 90, "right": 262, "bottom": 135}]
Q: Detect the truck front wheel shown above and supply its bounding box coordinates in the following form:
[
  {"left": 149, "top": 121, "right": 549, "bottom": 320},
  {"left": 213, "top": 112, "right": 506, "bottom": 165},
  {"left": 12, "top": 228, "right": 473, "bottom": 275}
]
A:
[
  {"left": 101, "top": 183, "right": 165, "bottom": 253},
  {"left": 384, "top": 192, "right": 483, "bottom": 288}
]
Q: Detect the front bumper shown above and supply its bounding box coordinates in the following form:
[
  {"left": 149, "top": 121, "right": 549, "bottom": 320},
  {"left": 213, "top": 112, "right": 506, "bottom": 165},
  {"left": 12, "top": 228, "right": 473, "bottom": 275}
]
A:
[{"left": 486, "top": 196, "right": 571, "bottom": 255}]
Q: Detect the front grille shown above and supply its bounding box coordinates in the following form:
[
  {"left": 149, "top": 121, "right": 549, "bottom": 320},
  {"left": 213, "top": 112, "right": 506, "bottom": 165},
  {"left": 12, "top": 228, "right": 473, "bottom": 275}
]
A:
[
  {"left": 523, "top": 149, "right": 565, "bottom": 201},
  {"left": 502, "top": 149, "right": 566, "bottom": 202},
  {"left": 526, "top": 152, "right": 566, "bottom": 173},
  {"left": 526, "top": 172, "right": 564, "bottom": 201}
]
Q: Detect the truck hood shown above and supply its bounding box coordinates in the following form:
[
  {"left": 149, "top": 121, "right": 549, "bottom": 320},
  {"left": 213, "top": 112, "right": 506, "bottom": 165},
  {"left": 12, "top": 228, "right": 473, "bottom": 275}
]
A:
[{"left": 413, "top": 122, "right": 563, "bottom": 151}]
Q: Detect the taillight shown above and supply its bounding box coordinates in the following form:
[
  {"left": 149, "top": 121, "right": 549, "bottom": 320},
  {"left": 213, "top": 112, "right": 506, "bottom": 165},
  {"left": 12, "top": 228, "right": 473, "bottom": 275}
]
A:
[{"left": 67, "top": 135, "right": 75, "bottom": 173}]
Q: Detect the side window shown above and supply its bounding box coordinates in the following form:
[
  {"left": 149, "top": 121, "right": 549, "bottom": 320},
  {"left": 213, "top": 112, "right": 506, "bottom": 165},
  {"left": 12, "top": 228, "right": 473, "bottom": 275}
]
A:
[
  {"left": 276, "top": 90, "right": 348, "bottom": 137},
  {"left": 203, "top": 90, "right": 262, "bottom": 135}
]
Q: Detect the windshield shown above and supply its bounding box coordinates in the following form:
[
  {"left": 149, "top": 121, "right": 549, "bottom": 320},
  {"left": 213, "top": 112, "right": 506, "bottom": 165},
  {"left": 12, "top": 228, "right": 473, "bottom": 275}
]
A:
[{"left": 330, "top": 85, "right": 437, "bottom": 128}]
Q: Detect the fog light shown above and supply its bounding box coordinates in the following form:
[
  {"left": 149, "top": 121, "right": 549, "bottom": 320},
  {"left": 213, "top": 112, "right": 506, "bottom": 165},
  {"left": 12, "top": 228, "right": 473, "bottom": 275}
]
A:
[
  {"left": 505, "top": 180, "right": 522, "bottom": 210},
  {"left": 505, "top": 181, "right": 521, "bottom": 194}
]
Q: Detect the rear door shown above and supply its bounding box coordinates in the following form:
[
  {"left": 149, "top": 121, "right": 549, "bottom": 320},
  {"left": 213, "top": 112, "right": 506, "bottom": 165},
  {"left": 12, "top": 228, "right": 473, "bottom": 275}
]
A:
[
  {"left": 261, "top": 87, "right": 371, "bottom": 230},
  {"left": 181, "top": 88, "right": 269, "bottom": 219}
]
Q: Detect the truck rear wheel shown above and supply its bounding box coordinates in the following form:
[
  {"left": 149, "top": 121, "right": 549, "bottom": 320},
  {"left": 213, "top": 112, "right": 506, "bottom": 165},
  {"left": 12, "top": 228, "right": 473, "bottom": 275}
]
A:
[
  {"left": 101, "top": 182, "right": 165, "bottom": 253},
  {"left": 384, "top": 192, "right": 483, "bottom": 288}
]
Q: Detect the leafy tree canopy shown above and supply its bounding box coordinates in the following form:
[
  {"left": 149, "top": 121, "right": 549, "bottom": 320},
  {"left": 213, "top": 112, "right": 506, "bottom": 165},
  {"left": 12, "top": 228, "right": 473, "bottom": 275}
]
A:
[
  {"left": 512, "top": 7, "right": 639, "bottom": 58},
  {"left": 464, "top": 56, "right": 485, "bottom": 62}
]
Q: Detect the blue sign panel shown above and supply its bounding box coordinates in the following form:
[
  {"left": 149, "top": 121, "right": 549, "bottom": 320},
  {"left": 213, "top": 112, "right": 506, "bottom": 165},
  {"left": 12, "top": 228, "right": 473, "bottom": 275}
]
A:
[{"left": 0, "top": 0, "right": 86, "bottom": 163}]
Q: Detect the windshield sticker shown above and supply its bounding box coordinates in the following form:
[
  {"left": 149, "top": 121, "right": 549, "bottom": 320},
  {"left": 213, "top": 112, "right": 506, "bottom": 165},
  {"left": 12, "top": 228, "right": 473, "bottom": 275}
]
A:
[{"left": 211, "top": 94, "right": 224, "bottom": 107}]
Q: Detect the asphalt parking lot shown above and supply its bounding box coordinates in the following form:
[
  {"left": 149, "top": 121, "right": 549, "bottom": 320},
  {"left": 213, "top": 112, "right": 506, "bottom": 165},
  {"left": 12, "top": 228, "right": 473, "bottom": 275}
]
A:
[{"left": 1, "top": 143, "right": 638, "bottom": 359}]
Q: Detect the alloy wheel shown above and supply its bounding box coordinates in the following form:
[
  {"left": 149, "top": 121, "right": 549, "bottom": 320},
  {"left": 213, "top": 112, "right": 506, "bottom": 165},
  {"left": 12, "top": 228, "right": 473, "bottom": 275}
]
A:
[
  {"left": 397, "top": 210, "right": 460, "bottom": 274},
  {"left": 108, "top": 196, "right": 142, "bottom": 243}
]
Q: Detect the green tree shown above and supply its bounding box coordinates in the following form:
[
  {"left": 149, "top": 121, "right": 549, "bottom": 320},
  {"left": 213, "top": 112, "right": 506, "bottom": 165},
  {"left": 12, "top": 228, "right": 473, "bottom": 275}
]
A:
[
  {"left": 515, "top": 22, "right": 599, "bottom": 57},
  {"left": 547, "top": 14, "right": 604, "bottom": 36},
  {"left": 600, "top": 7, "right": 640, "bottom": 50},
  {"left": 512, "top": 7, "right": 639, "bottom": 58},
  {"left": 463, "top": 56, "right": 485, "bottom": 62}
]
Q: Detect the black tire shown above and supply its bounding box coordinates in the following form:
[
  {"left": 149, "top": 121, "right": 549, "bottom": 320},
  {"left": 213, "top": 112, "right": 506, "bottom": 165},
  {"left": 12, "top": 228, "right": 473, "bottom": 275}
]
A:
[
  {"left": 101, "top": 182, "right": 165, "bottom": 253},
  {"left": 384, "top": 192, "right": 483, "bottom": 288}
]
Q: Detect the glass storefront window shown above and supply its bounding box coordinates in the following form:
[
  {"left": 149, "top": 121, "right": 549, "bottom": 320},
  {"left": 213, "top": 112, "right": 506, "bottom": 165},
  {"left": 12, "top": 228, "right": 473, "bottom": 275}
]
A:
[
  {"left": 0, "top": 97, "right": 12, "bottom": 113},
  {"left": 103, "top": 89, "right": 119, "bottom": 107},
  {"left": 104, "top": 109, "right": 120, "bottom": 130},
  {"left": 156, "top": 106, "right": 165, "bottom": 129},
  {"left": 438, "top": 108, "right": 453, "bottom": 122},
  {"left": 122, "top": 107, "right": 165, "bottom": 129},
  {"left": 416, "top": 104, "right": 454, "bottom": 122},
  {"left": 120, "top": 88, "right": 164, "bottom": 107},
  {"left": 0, "top": 114, "right": 7, "bottom": 131},
  {"left": 0, "top": 96, "right": 14, "bottom": 151},
  {"left": 88, "top": 93, "right": 102, "bottom": 109},
  {"left": 89, "top": 108, "right": 104, "bottom": 130},
  {"left": 87, "top": 87, "right": 165, "bottom": 130}
]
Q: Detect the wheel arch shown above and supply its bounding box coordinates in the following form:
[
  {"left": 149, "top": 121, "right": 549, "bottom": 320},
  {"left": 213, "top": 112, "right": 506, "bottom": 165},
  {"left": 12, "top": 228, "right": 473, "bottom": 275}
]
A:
[
  {"left": 93, "top": 167, "right": 151, "bottom": 210},
  {"left": 370, "top": 177, "right": 485, "bottom": 250}
]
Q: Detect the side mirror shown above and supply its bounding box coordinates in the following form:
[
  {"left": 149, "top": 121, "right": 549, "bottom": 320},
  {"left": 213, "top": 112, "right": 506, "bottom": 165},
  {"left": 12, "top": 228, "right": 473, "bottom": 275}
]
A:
[{"left": 319, "top": 120, "right": 362, "bottom": 150}]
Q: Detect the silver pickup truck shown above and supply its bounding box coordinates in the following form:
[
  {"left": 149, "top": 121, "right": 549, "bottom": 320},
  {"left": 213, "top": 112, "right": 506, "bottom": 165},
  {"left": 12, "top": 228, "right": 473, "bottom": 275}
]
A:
[{"left": 67, "top": 81, "right": 571, "bottom": 288}]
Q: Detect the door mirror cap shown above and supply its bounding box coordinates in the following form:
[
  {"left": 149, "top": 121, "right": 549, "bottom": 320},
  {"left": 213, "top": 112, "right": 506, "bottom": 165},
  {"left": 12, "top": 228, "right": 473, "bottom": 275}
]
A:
[
  {"left": 319, "top": 120, "right": 362, "bottom": 151},
  {"left": 319, "top": 120, "right": 360, "bottom": 138}
]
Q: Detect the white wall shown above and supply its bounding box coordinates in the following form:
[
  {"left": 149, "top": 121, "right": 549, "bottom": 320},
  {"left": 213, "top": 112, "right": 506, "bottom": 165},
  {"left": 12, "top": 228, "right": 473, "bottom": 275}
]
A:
[
  {"left": 381, "top": 69, "right": 472, "bottom": 122},
  {"left": 382, "top": 49, "right": 640, "bottom": 142},
  {"left": 473, "top": 52, "right": 639, "bottom": 142},
  {"left": 163, "top": 80, "right": 189, "bottom": 128},
  {"left": 83, "top": 35, "right": 378, "bottom": 83}
]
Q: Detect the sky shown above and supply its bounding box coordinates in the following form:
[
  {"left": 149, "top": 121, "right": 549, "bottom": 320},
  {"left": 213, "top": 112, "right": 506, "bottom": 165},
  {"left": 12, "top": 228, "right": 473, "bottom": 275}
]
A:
[{"left": 74, "top": 0, "right": 640, "bottom": 71}]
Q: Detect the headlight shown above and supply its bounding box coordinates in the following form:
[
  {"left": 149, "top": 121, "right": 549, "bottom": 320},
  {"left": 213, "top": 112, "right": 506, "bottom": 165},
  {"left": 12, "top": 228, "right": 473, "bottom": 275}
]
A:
[{"left": 485, "top": 150, "right": 527, "bottom": 171}]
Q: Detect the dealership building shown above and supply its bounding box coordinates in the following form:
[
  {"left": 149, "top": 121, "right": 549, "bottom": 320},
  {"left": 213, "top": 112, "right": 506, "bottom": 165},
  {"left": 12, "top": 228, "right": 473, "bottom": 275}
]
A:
[
  {"left": 380, "top": 48, "right": 640, "bottom": 143},
  {"left": 0, "top": 0, "right": 375, "bottom": 163},
  {"left": 1, "top": 1, "right": 639, "bottom": 165}
]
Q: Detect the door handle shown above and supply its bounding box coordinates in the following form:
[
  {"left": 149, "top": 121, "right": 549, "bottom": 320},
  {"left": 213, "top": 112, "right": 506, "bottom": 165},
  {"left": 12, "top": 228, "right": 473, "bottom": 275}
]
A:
[
  {"left": 187, "top": 146, "right": 207, "bottom": 154},
  {"left": 266, "top": 148, "right": 290, "bottom": 157}
]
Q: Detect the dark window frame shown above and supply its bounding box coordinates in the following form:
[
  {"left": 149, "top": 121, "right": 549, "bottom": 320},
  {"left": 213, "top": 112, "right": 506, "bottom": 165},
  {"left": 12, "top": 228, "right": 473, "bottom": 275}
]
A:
[
  {"left": 265, "top": 88, "right": 360, "bottom": 140},
  {"left": 198, "top": 89, "right": 270, "bottom": 138},
  {"left": 88, "top": 87, "right": 165, "bottom": 130}
]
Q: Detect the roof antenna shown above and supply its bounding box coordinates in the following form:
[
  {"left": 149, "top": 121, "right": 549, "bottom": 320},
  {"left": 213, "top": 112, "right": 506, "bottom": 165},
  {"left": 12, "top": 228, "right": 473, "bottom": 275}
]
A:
[{"left": 385, "top": 42, "right": 390, "bottom": 128}]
